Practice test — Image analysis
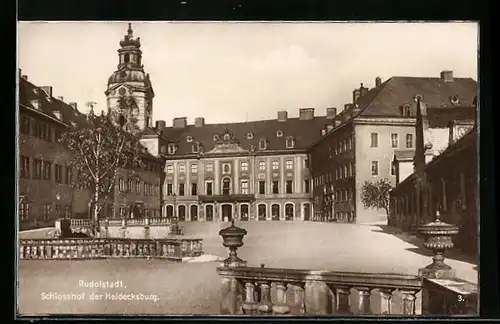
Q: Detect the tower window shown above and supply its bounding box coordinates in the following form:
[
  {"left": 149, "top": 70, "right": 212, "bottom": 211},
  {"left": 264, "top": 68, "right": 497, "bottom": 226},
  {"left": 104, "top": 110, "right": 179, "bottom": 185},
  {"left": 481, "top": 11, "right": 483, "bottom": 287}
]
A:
[
  {"left": 124, "top": 53, "right": 130, "bottom": 63},
  {"left": 118, "top": 115, "right": 126, "bottom": 127}
]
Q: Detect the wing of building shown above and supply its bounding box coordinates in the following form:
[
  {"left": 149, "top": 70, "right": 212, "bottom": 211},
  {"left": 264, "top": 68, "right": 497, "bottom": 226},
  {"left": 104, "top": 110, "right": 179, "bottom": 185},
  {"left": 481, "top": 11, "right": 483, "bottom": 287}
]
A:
[{"left": 308, "top": 71, "right": 477, "bottom": 224}]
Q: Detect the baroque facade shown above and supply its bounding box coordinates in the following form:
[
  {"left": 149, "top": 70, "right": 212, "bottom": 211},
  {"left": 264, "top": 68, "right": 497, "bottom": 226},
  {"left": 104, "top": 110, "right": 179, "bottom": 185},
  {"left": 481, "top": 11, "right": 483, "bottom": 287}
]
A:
[{"left": 308, "top": 72, "right": 477, "bottom": 224}]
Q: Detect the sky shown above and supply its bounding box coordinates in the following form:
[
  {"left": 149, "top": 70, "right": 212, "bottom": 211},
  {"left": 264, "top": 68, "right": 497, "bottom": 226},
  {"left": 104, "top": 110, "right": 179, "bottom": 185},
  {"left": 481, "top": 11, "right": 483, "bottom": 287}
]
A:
[{"left": 18, "top": 22, "right": 478, "bottom": 125}]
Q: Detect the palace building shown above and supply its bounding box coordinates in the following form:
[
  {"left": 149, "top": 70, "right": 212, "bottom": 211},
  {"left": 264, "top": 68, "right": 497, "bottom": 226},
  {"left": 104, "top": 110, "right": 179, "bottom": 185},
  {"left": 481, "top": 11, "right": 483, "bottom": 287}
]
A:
[{"left": 308, "top": 72, "right": 477, "bottom": 224}]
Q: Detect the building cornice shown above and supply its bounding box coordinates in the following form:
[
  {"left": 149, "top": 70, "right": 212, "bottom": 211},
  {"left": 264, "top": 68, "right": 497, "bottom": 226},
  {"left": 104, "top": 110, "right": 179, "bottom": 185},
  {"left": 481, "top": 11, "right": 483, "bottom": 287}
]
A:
[
  {"left": 19, "top": 103, "right": 70, "bottom": 128},
  {"left": 353, "top": 116, "right": 416, "bottom": 126},
  {"left": 164, "top": 149, "right": 308, "bottom": 161}
]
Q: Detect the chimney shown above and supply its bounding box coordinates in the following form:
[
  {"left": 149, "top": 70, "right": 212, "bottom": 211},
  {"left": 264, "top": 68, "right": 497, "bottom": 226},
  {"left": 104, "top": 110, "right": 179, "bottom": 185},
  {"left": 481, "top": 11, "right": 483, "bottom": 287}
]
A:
[
  {"left": 353, "top": 88, "right": 361, "bottom": 104},
  {"left": 440, "top": 70, "right": 454, "bottom": 82},
  {"left": 173, "top": 117, "right": 187, "bottom": 128},
  {"left": 326, "top": 107, "right": 337, "bottom": 119},
  {"left": 40, "top": 86, "right": 53, "bottom": 97},
  {"left": 57, "top": 96, "right": 64, "bottom": 101},
  {"left": 277, "top": 111, "right": 288, "bottom": 122},
  {"left": 299, "top": 108, "right": 315, "bottom": 120},
  {"left": 21, "top": 75, "right": 28, "bottom": 81},
  {"left": 352, "top": 104, "right": 362, "bottom": 117},
  {"left": 194, "top": 117, "right": 205, "bottom": 127},
  {"left": 69, "top": 102, "right": 78, "bottom": 110},
  {"left": 156, "top": 120, "right": 166, "bottom": 131},
  {"left": 360, "top": 83, "right": 369, "bottom": 97},
  {"left": 375, "top": 77, "right": 382, "bottom": 87}
]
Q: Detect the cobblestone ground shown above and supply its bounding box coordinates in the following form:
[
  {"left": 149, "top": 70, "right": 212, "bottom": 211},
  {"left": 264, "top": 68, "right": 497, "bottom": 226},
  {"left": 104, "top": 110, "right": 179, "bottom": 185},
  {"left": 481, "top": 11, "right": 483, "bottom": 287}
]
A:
[{"left": 18, "top": 221, "right": 478, "bottom": 315}]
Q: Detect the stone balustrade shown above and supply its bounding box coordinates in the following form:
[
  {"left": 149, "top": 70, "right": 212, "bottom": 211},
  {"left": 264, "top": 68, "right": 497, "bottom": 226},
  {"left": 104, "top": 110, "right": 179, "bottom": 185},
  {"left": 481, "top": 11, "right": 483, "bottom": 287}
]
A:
[
  {"left": 70, "top": 219, "right": 92, "bottom": 228},
  {"left": 217, "top": 266, "right": 477, "bottom": 316},
  {"left": 19, "top": 237, "right": 203, "bottom": 261},
  {"left": 100, "top": 218, "right": 171, "bottom": 227}
]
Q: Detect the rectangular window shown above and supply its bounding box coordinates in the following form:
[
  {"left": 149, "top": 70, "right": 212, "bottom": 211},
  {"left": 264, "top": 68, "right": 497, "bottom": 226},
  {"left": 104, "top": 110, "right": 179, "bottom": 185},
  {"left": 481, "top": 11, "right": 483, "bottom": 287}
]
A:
[
  {"left": 179, "top": 183, "right": 185, "bottom": 196},
  {"left": 406, "top": 134, "right": 413, "bottom": 148},
  {"left": 167, "top": 183, "right": 173, "bottom": 195},
  {"left": 304, "top": 159, "right": 309, "bottom": 169},
  {"left": 460, "top": 172, "right": 467, "bottom": 209},
  {"left": 179, "top": 164, "right": 186, "bottom": 173},
  {"left": 191, "top": 183, "right": 197, "bottom": 196},
  {"left": 205, "top": 163, "right": 213, "bottom": 173},
  {"left": 42, "top": 204, "right": 51, "bottom": 221},
  {"left": 144, "top": 182, "right": 149, "bottom": 195},
  {"left": 20, "top": 115, "right": 31, "bottom": 134},
  {"left": 259, "top": 161, "right": 266, "bottom": 171},
  {"left": 119, "top": 178, "right": 125, "bottom": 192},
  {"left": 240, "top": 180, "right": 249, "bottom": 194},
  {"left": 259, "top": 181, "right": 266, "bottom": 194},
  {"left": 240, "top": 161, "right": 248, "bottom": 171},
  {"left": 286, "top": 180, "right": 293, "bottom": 194},
  {"left": 285, "top": 160, "right": 293, "bottom": 169},
  {"left": 343, "top": 165, "right": 348, "bottom": 178},
  {"left": 391, "top": 161, "right": 397, "bottom": 176},
  {"left": 166, "top": 165, "right": 174, "bottom": 173},
  {"left": 371, "top": 161, "right": 379, "bottom": 176},
  {"left": 441, "top": 179, "right": 447, "bottom": 212},
  {"left": 134, "top": 180, "right": 140, "bottom": 193},
  {"left": 206, "top": 181, "right": 213, "bottom": 195},
  {"left": 191, "top": 164, "right": 198, "bottom": 174},
  {"left": 20, "top": 156, "right": 30, "bottom": 178},
  {"left": 42, "top": 161, "right": 52, "bottom": 180},
  {"left": 304, "top": 179, "right": 310, "bottom": 193},
  {"left": 19, "top": 202, "right": 29, "bottom": 221},
  {"left": 272, "top": 160, "right": 279, "bottom": 170},
  {"left": 55, "top": 164, "right": 63, "bottom": 183},
  {"left": 272, "top": 181, "right": 279, "bottom": 194},
  {"left": 391, "top": 133, "right": 399, "bottom": 148},
  {"left": 370, "top": 133, "right": 378, "bottom": 148}
]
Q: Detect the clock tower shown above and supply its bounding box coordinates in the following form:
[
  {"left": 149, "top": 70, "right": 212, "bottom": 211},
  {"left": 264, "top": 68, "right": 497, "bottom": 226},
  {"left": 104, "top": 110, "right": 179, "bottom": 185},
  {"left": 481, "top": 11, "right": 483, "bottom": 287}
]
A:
[{"left": 105, "top": 23, "right": 155, "bottom": 133}]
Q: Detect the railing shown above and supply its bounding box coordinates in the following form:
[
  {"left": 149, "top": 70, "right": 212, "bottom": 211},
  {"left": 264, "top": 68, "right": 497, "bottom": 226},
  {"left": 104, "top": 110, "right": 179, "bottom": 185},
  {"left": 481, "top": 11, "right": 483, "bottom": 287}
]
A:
[
  {"left": 70, "top": 219, "right": 92, "bottom": 228},
  {"left": 19, "top": 238, "right": 203, "bottom": 261},
  {"left": 100, "top": 218, "right": 170, "bottom": 227},
  {"left": 217, "top": 266, "right": 424, "bottom": 315}
]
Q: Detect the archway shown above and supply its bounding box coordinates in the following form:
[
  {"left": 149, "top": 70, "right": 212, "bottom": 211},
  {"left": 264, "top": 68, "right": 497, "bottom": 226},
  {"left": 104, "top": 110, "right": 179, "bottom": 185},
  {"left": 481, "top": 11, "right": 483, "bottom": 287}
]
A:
[
  {"left": 166, "top": 205, "right": 173, "bottom": 219},
  {"left": 285, "top": 203, "right": 294, "bottom": 221},
  {"left": 240, "top": 204, "right": 249, "bottom": 221},
  {"left": 178, "top": 205, "right": 186, "bottom": 221},
  {"left": 271, "top": 204, "right": 280, "bottom": 221},
  {"left": 205, "top": 205, "right": 214, "bottom": 222},
  {"left": 222, "top": 204, "right": 232, "bottom": 222},
  {"left": 258, "top": 204, "right": 267, "bottom": 221},
  {"left": 190, "top": 205, "right": 198, "bottom": 222},
  {"left": 303, "top": 203, "right": 311, "bottom": 221}
]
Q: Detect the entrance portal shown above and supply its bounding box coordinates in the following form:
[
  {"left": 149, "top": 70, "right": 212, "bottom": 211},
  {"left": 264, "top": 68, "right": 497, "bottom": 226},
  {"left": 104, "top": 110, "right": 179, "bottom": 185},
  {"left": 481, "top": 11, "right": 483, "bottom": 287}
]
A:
[{"left": 222, "top": 204, "right": 232, "bottom": 222}]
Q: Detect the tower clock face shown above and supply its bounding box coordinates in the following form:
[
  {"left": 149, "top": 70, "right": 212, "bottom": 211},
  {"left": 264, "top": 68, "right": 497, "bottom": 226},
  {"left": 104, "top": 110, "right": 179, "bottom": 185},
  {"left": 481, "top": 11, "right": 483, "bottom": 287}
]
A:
[{"left": 119, "top": 88, "right": 126, "bottom": 95}]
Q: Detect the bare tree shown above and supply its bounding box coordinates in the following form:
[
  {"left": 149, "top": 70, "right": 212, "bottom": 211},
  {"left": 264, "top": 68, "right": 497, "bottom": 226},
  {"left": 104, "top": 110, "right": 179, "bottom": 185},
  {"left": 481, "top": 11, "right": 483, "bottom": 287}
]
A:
[{"left": 58, "top": 106, "right": 145, "bottom": 236}]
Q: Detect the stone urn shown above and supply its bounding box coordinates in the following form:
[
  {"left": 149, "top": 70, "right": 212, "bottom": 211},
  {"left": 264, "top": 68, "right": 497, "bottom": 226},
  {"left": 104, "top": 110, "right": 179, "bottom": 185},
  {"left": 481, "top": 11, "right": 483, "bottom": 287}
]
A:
[
  {"left": 417, "top": 211, "right": 459, "bottom": 279},
  {"left": 218, "top": 219, "right": 247, "bottom": 267}
]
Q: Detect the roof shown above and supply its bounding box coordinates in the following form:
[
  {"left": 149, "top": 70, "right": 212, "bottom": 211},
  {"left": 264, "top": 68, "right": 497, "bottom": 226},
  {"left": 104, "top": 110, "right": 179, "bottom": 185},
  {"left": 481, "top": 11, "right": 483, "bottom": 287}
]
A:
[
  {"left": 427, "top": 107, "right": 475, "bottom": 128},
  {"left": 393, "top": 149, "right": 415, "bottom": 161},
  {"left": 18, "top": 77, "right": 89, "bottom": 128},
  {"left": 357, "top": 76, "right": 477, "bottom": 117},
  {"left": 160, "top": 116, "right": 330, "bottom": 156}
]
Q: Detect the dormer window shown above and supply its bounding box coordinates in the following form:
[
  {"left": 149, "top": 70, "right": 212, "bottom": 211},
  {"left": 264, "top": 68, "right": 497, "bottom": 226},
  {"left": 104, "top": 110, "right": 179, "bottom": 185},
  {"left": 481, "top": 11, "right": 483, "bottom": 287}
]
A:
[
  {"left": 213, "top": 134, "right": 220, "bottom": 141},
  {"left": 160, "top": 145, "right": 167, "bottom": 154},
  {"left": 285, "top": 136, "right": 295, "bottom": 149},
  {"left": 246, "top": 132, "right": 254, "bottom": 140},
  {"left": 192, "top": 142, "right": 200, "bottom": 153},
  {"left": 186, "top": 136, "right": 193, "bottom": 143},
  {"left": 167, "top": 143, "right": 176, "bottom": 155},
  {"left": 259, "top": 138, "right": 267, "bottom": 150},
  {"left": 30, "top": 100, "right": 40, "bottom": 110},
  {"left": 450, "top": 95, "right": 460, "bottom": 105},
  {"left": 53, "top": 110, "right": 62, "bottom": 120},
  {"left": 276, "top": 130, "right": 283, "bottom": 138},
  {"left": 401, "top": 104, "right": 411, "bottom": 117},
  {"left": 223, "top": 133, "right": 231, "bottom": 141},
  {"left": 71, "top": 121, "right": 77, "bottom": 128}
]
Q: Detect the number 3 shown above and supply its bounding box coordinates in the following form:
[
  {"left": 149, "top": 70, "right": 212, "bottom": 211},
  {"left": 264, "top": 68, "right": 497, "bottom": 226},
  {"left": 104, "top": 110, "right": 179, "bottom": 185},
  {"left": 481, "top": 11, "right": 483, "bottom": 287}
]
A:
[{"left": 458, "top": 295, "right": 464, "bottom": 302}]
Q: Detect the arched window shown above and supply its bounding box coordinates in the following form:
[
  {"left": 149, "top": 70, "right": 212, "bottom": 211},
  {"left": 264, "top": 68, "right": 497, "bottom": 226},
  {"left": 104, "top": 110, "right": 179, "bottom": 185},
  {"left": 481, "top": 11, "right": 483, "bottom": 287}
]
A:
[
  {"left": 190, "top": 205, "right": 198, "bottom": 221},
  {"left": 285, "top": 203, "right": 294, "bottom": 221},
  {"left": 303, "top": 203, "right": 311, "bottom": 221},
  {"left": 258, "top": 204, "right": 267, "bottom": 221},
  {"left": 124, "top": 53, "right": 130, "bottom": 63},
  {"left": 271, "top": 204, "right": 280, "bottom": 221},
  {"left": 166, "top": 205, "right": 173, "bottom": 219},
  {"left": 240, "top": 204, "right": 249, "bottom": 221},
  {"left": 205, "top": 205, "right": 214, "bottom": 221},
  {"left": 178, "top": 205, "right": 186, "bottom": 221},
  {"left": 286, "top": 137, "right": 295, "bottom": 148},
  {"left": 222, "top": 178, "right": 231, "bottom": 195},
  {"left": 118, "top": 115, "right": 126, "bottom": 127},
  {"left": 259, "top": 139, "right": 267, "bottom": 150}
]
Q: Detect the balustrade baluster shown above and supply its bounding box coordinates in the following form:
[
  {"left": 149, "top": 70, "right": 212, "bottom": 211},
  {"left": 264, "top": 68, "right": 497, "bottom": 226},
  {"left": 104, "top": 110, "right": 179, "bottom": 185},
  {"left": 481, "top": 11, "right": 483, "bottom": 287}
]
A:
[
  {"left": 379, "top": 288, "right": 393, "bottom": 315},
  {"left": 353, "top": 287, "right": 372, "bottom": 315},
  {"left": 38, "top": 245, "right": 44, "bottom": 259},
  {"left": 272, "top": 282, "right": 290, "bottom": 315},
  {"left": 257, "top": 281, "right": 273, "bottom": 315},
  {"left": 19, "top": 245, "right": 25, "bottom": 259},
  {"left": 54, "top": 245, "right": 59, "bottom": 258},
  {"left": 242, "top": 281, "right": 258, "bottom": 315},
  {"left": 334, "top": 286, "right": 351, "bottom": 315},
  {"left": 400, "top": 290, "right": 418, "bottom": 315}
]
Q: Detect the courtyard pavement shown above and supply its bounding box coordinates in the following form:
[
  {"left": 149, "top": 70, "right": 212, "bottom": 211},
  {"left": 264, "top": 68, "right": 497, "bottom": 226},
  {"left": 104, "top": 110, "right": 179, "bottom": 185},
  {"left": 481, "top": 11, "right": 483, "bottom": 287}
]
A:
[{"left": 17, "top": 221, "right": 478, "bottom": 315}]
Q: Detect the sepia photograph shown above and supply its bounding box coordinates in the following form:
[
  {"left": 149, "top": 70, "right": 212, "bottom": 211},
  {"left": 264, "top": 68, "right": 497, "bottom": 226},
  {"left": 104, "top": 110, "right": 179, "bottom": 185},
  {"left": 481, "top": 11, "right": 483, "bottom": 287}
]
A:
[{"left": 16, "top": 21, "right": 478, "bottom": 317}]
